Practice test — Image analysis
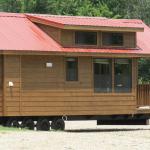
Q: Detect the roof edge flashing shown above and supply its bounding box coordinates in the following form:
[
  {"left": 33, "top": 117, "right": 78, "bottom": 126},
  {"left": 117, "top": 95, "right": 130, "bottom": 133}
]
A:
[{"left": 26, "top": 14, "right": 144, "bottom": 32}]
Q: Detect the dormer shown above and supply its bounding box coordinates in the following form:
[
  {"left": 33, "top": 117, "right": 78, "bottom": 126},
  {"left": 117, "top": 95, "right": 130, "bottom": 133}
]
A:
[{"left": 27, "top": 14, "right": 144, "bottom": 49}]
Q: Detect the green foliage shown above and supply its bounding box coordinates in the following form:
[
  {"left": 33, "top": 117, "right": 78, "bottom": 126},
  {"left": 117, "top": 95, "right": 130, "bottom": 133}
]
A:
[
  {"left": 0, "top": 0, "right": 150, "bottom": 23},
  {"left": 0, "top": 0, "right": 22, "bottom": 12},
  {"left": 138, "top": 58, "right": 150, "bottom": 83},
  {"left": 0, "top": 0, "right": 118, "bottom": 18},
  {"left": 104, "top": 0, "right": 150, "bottom": 24}
]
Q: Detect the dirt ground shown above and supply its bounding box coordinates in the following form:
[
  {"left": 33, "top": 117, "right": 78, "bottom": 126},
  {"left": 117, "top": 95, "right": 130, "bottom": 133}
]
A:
[{"left": 0, "top": 121, "right": 150, "bottom": 150}]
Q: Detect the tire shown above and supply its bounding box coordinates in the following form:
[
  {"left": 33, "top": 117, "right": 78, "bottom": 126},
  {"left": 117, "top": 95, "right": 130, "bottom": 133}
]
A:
[
  {"left": 51, "top": 118, "right": 65, "bottom": 131},
  {"left": 22, "top": 119, "right": 35, "bottom": 130},
  {"left": 6, "top": 119, "right": 19, "bottom": 128},
  {"left": 36, "top": 118, "right": 50, "bottom": 131}
]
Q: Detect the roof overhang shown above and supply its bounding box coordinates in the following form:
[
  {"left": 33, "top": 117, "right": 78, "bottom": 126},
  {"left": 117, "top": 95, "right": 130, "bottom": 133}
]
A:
[
  {"left": 63, "top": 25, "right": 144, "bottom": 32},
  {"left": 27, "top": 15, "right": 144, "bottom": 32},
  {"left": 1, "top": 49, "right": 150, "bottom": 58}
]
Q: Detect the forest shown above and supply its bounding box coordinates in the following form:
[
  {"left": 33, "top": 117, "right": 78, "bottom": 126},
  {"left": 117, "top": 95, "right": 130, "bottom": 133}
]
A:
[{"left": 0, "top": 0, "right": 150, "bottom": 83}]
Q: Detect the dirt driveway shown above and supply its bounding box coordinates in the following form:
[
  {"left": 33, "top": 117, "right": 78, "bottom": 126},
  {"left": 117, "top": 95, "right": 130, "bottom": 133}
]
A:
[{"left": 0, "top": 121, "right": 150, "bottom": 150}]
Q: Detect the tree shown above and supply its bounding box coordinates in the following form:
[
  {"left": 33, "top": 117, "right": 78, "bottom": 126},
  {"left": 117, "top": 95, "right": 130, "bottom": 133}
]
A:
[
  {"left": 0, "top": 0, "right": 118, "bottom": 18},
  {"left": 0, "top": 0, "right": 22, "bottom": 12},
  {"left": 138, "top": 58, "right": 150, "bottom": 83}
]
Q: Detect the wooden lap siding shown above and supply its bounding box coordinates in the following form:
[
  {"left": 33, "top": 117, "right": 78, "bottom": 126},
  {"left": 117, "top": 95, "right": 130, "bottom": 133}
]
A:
[
  {"left": 3, "top": 55, "right": 21, "bottom": 116},
  {"left": 36, "top": 23, "right": 136, "bottom": 49},
  {"left": 4, "top": 55, "right": 137, "bottom": 116},
  {"left": 0, "top": 56, "right": 3, "bottom": 116},
  {"left": 20, "top": 55, "right": 136, "bottom": 116}
]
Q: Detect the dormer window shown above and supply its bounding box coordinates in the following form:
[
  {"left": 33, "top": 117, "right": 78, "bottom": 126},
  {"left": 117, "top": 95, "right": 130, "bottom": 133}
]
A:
[
  {"left": 75, "top": 31, "right": 97, "bottom": 45},
  {"left": 102, "top": 32, "right": 124, "bottom": 46}
]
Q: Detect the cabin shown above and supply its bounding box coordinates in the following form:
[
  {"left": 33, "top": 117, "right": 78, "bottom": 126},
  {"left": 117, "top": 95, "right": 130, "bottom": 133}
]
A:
[{"left": 0, "top": 12, "right": 150, "bottom": 130}]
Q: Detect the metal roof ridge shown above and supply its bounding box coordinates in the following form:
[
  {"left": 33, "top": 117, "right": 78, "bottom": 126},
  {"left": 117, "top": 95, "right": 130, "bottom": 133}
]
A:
[
  {"left": 26, "top": 13, "right": 107, "bottom": 19},
  {"left": 0, "top": 12, "right": 26, "bottom": 18}
]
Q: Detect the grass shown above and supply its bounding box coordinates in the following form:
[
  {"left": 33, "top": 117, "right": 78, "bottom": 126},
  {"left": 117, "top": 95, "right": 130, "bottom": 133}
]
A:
[{"left": 0, "top": 126, "right": 28, "bottom": 132}]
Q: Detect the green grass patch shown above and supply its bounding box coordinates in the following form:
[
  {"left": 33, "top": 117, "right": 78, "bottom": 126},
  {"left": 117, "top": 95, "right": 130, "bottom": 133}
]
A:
[{"left": 0, "top": 126, "right": 28, "bottom": 132}]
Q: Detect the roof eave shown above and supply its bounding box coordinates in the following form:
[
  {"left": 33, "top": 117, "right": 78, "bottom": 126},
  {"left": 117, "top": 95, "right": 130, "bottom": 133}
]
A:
[
  {"left": 64, "top": 25, "right": 144, "bottom": 32},
  {"left": 1, "top": 49, "right": 150, "bottom": 58},
  {"left": 26, "top": 14, "right": 64, "bottom": 28}
]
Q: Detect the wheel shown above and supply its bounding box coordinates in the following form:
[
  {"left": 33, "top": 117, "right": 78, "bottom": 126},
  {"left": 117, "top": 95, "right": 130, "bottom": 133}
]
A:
[
  {"left": 22, "top": 119, "right": 35, "bottom": 130},
  {"left": 6, "top": 119, "right": 19, "bottom": 128},
  {"left": 51, "top": 118, "right": 65, "bottom": 130},
  {"left": 36, "top": 118, "right": 50, "bottom": 131}
]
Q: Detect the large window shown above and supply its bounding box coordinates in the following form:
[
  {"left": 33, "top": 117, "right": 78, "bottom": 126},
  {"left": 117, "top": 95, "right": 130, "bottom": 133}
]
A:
[
  {"left": 75, "top": 31, "right": 97, "bottom": 45},
  {"left": 66, "top": 58, "right": 78, "bottom": 81},
  {"left": 102, "top": 32, "right": 123, "bottom": 46},
  {"left": 93, "top": 58, "right": 132, "bottom": 93},
  {"left": 94, "top": 59, "right": 112, "bottom": 92},
  {"left": 114, "top": 59, "right": 132, "bottom": 93}
]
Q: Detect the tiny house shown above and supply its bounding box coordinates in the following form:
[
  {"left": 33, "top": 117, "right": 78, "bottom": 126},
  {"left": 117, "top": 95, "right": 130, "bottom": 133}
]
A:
[{"left": 0, "top": 13, "right": 150, "bottom": 130}]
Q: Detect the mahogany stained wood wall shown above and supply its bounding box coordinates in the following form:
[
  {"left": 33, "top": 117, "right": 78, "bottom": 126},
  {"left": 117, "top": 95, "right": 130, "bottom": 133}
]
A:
[
  {"left": 36, "top": 23, "right": 136, "bottom": 49},
  {"left": 3, "top": 55, "right": 21, "bottom": 116},
  {"left": 0, "top": 56, "right": 3, "bottom": 116},
  {"left": 15, "top": 55, "right": 136, "bottom": 116},
  {"left": 61, "top": 31, "right": 136, "bottom": 48},
  {"left": 36, "top": 24, "right": 61, "bottom": 43}
]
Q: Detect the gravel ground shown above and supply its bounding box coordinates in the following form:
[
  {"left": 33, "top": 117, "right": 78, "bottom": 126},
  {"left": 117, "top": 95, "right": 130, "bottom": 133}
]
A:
[{"left": 0, "top": 121, "right": 150, "bottom": 150}]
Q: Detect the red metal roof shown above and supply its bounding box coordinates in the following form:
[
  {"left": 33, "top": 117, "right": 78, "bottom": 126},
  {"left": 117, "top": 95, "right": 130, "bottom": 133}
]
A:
[
  {"left": 27, "top": 14, "right": 144, "bottom": 30},
  {"left": 137, "top": 23, "right": 150, "bottom": 55},
  {"left": 0, "top": 12, "right": 149, "bottom": 56},
  {"left": 0, "top": 12, "right": 61, "bottom": 51}
]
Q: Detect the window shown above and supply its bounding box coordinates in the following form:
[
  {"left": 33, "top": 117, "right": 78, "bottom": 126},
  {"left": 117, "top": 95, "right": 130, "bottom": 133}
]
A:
[
  {"left": 93, "top": 58, "right": 132, "bottom": 93},
  {"left": 102, "top": 32, "right": 123, "bottom": 46},
  {"left": 94, "top": 59, "right": 112, "bottom": 92},
  {"left": 114, "top": 59, "right": 132, "bottom": 93},
  {"left": 75, "top": 31, "right": 97, "bottom": 45},
  {"left": 66, "top": 58, "right": 78, "bottom": 81}
]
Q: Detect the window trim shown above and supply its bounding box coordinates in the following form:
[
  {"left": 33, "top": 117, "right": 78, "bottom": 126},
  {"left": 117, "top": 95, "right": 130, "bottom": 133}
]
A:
[
  {"left": 65, "top": 57, "right": 79, "bottom": 82},
  {"left": 93, "top": 58, "right": 133, "bottom": 94},
  {"left": 93, "top": 58, "right": 112, "bottom": 93},
  {"left": 74, "top": 31, "right": 98, "bottom": 46},
  {"left": 114, "top": 58, "right": 132, "bottom": 93},
  {"left": 101, "top": 32, "right": 124, "bottom": 47}
]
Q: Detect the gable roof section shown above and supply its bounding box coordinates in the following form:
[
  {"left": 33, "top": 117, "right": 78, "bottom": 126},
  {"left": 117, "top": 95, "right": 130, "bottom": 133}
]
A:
[
  {"left": 0, "top": 12, "right": 149, "bottom": 57},
  {"left": 27, "top": 14, "right": 144, "bottom": 32},
  {"left": 0, "top": 12, "right": 61, "bottom": 51}
]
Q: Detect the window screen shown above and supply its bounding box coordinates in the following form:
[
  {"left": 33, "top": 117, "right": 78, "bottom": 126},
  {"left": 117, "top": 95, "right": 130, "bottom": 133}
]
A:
[
  {"left": 102, "top": 32, "right": 123, "bottom": 46},
  {"left": 66, "top": 58, "right": 78, "bottom": 81},
  {"left": 75, "top": 31, "right": 97, "bottom": 45},
  {"left": 114, "top": 59, "right": 132, "bottom": 92},
  {"left": 94, "top": 58, "right": 112, "bottom": 92}
]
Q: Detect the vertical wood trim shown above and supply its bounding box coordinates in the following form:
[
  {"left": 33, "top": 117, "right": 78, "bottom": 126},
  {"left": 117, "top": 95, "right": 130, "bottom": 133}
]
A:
[
  {"left": 134, "top": 58, "right": 138, "bottom": 106},
  {"left": 96, "top": 31, "right": 99, "bottom": 46},
  {"left": 100, "top": 32, "right": 103, "bottom": 47},
  {"left": 91, "top": 57, "right": 94, "bottom": 93},
  {"left": 99, "top": 32, "right": 102, "bottom": 47},
  {"left": 2, "top": 55, "right": 5, "bottom": 116},
  {"left": 78, "top": 56, "right": 80, "bottom": 82},
  {"left": 2, "top": 55, "right": 6, "bottom": 116},
  {"left": 58, "top": 29, "right": 61, "bottom": 42},
  {"left": 112, "top": 58, "right": 115, "bottom": 93},
  {"left": 73, "top": 31, "right": 75, "bottom": 46},
  {"left": 132, "top": 58, "right": 136, "bottom": 95},
  {"left": 135, "top": 32, "right": 137, "bottom": 48},
  {"left": 19, "top": 55, "right": 22, "bottom": 116}
]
